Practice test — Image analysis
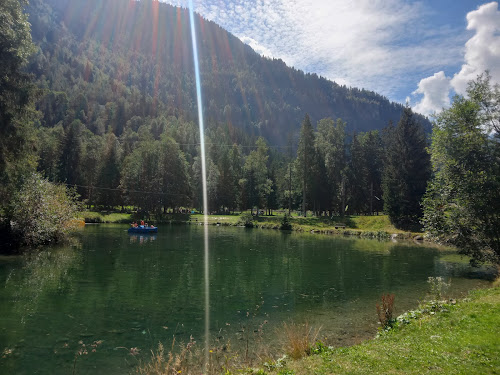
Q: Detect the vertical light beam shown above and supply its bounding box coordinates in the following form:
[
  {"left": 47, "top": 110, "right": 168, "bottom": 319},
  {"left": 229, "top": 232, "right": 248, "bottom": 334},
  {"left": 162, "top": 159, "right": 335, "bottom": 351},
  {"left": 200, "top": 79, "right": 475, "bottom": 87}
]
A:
[{"left": 188, "top": 1, "right": 210, "bottom": 371}]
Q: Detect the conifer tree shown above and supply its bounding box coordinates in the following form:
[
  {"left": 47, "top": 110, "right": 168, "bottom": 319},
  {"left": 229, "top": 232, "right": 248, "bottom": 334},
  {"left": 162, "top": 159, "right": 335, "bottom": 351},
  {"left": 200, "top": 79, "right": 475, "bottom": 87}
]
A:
[
  {"left": 382, "top": 107, "right": 430, "bottom": 230},
  {"left": 296, "top": 114, "right": 316, "bottom": 217}
]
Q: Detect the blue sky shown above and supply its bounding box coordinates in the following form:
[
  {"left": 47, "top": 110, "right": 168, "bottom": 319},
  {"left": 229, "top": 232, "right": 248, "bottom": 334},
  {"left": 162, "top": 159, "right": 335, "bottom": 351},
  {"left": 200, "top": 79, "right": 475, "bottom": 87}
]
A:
[{"left": 163, "top": 1, "right": 500, "bottom": 116}]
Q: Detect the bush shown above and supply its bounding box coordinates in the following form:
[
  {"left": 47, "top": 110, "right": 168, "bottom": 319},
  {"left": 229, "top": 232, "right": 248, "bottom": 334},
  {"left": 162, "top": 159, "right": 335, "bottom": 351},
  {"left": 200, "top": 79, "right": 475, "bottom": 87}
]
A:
[
  {"left": 280, "top": 214, "right": 292, "bottom": 230},
  {"left": 9, "top": 173, "right": 80, "bottom": 246},
  {"left": 427, "top": 276, "right": 450, "bottom": 301},
  {"left": 238, "top": 212, "right": 254, "bottom": 228}
]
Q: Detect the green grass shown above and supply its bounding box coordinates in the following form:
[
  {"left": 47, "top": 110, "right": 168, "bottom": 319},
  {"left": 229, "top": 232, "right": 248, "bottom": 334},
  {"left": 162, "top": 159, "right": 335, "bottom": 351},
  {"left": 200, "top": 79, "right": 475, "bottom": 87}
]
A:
[
  {"left": 79, "top": 210, "right": 418, "bottom": 239},
  {"left": 181, "top": 213, "right": 416, "bottom": 238},
  {"left": 79, "top": 211, "right": 132, "bottom": 223},
  {"left": 258, "top": 286, "right": 500, "bottom": 375}
]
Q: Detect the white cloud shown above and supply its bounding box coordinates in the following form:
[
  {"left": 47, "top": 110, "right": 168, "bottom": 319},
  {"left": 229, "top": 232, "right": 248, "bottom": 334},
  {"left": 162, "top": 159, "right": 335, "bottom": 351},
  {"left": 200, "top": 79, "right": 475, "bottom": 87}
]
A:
[
  {"left": 412, "top": 2, "right": 500, "bottom": 115},
  {"left": 238, "top": 36, "right": 274, "bottom": 57},
  {"left": 412, "top": 71, "right": 451, "bottom": 116},
  {"left": 451, "top": 2, "right": 500, "bottom": 94}
]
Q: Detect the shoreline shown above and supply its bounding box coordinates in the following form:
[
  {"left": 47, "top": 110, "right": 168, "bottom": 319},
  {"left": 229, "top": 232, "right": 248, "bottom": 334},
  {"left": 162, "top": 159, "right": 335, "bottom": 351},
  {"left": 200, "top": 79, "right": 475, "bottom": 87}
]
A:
[{"left": 81, "top": 212, "right": 424, "bottom": 242}]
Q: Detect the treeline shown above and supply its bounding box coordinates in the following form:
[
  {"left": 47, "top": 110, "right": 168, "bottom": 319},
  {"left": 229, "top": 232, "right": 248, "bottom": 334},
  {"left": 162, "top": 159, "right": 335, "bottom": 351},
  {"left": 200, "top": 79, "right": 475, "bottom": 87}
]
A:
[
  {"left": 25, "top": 0, "right": 431, "bottom": 149},
  {"left": 34, "top": 103, "right": 431, "bottom": 229}
]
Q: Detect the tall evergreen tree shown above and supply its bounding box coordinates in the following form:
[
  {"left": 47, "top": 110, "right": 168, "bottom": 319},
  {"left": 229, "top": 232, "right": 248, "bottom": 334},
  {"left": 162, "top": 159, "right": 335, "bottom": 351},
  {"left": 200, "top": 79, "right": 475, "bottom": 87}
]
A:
[
  {"left": 296, "top": 114, "right": 316, "bottom": 217},
  {"left": 96, "top": 132, "right": 122, "bottom": 208},
  {"left": 160, "top": 136, "right": 191, "bottom": 212},
  {"left": 382, "top": 107, "right": 430, "bottom": 229},
  {"left": 360, "top": 130, "right": 384, "bottom": 214},
  {"left": 347, "top": 132, "right": 367, "bottom": 214},
  {"left": 59, "top": 119, "right": 83, "bottom": 186},
  {"left": 315, "top": 118, "right": 346, "bottom": 215},
  {"left": 242, "top": 137, "right": 272, "bottom": 215},
  {"left": 216, "top": 146, "right": 239, "bottom": 213}
]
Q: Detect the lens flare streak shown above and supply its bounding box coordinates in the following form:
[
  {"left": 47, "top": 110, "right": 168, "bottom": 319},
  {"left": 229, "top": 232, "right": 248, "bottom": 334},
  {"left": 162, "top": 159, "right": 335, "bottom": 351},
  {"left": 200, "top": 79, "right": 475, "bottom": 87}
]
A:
[{"left": 188, "top": 1, "right": 210, "bottom": 371}]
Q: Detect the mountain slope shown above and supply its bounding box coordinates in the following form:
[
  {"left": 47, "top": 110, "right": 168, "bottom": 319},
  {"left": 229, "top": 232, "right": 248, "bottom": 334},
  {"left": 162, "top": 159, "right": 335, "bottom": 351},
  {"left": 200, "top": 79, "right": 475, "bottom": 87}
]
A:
[{"left": 26, "top": 0, "right": 430, "bottom": 145}]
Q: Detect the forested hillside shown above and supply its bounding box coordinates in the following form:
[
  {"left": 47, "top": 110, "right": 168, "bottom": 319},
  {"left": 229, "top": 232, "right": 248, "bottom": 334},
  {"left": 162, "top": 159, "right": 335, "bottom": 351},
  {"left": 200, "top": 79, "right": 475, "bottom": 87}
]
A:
[
  {"left": 25, "top": 0, "right": 430, "bottom": 145},
  {"left": 17, "top": 0, "right": 433, "bottom": 220}
]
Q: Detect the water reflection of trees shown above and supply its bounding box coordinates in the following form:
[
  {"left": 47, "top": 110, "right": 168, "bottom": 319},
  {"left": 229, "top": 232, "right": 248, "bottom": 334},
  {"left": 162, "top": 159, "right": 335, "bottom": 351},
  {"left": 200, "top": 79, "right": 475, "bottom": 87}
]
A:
[{"left": 5, "top": 242, "right": 82, "bottom": 323}]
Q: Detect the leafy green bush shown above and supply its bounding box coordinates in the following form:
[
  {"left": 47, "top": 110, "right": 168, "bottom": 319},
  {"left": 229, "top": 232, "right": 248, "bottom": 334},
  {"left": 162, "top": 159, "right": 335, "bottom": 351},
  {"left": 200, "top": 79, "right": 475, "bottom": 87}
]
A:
[
  {"left": 238, "top": 212, "right": 254, "bottom": 228},
  {"left": 280, "top": 214, "right": 292, "bottom": 230},
  {"left": 9, "top": 173, "right": 80, "bottom": 246}
]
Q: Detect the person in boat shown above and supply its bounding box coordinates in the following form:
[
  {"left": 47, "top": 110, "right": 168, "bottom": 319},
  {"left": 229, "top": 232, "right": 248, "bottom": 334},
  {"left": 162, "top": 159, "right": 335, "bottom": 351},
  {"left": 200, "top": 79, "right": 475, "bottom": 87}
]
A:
[{"left": 140, "top": 220, "right": 145, "bottom": 226}]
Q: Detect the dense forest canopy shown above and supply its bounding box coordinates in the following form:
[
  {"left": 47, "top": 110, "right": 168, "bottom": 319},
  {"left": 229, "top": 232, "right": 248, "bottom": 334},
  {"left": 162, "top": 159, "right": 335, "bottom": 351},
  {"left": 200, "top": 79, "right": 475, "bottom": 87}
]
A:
[
  {"left": 25, "top": 0, "right": 431, "bottom": 146},
  {"left": 15, "top": 0, "right": 435, "bottom": 219}
]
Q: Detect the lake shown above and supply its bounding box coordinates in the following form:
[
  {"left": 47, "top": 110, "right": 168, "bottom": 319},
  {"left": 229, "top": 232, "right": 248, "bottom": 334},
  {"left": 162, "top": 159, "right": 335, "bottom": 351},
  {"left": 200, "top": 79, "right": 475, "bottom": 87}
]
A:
[{"left": 0, "top": 224, "right": 495, "bottom": 374}]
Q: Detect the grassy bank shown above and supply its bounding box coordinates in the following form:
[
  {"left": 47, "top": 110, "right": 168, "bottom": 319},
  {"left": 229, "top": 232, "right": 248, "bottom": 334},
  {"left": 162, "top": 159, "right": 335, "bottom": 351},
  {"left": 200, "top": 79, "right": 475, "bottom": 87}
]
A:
[
  {"left": 79, "top": 211, "right": 133, "bottom": 223},
  {"left": 79, "top": 210, "right": 420, "bottom": 239},
  {"left": 259, "top": 285, "right": 500, "bottom": 375},
  {"left": 189, "top": 213, "right": 418, "bottom": 239}
]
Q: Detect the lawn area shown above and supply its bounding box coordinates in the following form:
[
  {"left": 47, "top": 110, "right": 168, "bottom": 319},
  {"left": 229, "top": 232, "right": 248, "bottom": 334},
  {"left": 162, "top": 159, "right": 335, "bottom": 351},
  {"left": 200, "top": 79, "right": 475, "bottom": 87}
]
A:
[
  {"left": 79, "top": 211, "right": 132, "bottom": 223},
  {"left": 79, "top": 210, "right": 418, "bottom": 239},
  {"left": 261, "top": 285, "right": 500, "bottom": 375}
]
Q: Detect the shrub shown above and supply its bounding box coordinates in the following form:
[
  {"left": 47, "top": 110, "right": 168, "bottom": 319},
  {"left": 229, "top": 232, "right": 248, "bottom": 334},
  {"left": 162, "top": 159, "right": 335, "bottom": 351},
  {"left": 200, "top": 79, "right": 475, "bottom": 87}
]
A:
[
  {"left": 427, "top": 276, "right": 450, "bottom": 301},
  {"left": 280, "top": 214, "right": 292, "bottom": 230},
  {"left": 238, "top": 213, "right": 254, "bottom": 228},
  {"left": 9, "top": 173, "right": 80, "bottom": 246}
]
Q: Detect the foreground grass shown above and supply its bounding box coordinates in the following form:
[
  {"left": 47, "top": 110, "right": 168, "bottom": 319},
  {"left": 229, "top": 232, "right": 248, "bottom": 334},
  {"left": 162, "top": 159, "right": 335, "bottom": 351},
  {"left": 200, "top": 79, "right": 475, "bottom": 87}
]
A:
[{"left": 261, "top": 286, "right": 500, "bottom": 375}]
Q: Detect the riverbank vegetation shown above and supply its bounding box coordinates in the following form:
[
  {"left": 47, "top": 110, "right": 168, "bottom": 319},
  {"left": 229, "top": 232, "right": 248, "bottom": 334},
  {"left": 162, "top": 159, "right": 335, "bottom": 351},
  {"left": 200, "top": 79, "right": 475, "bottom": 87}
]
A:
[
  {"left": 134, "top": 284, "right": 500, "bottom": 375},
  {"left": 260, "top": 285, "right": 500, "bottom": 375}
]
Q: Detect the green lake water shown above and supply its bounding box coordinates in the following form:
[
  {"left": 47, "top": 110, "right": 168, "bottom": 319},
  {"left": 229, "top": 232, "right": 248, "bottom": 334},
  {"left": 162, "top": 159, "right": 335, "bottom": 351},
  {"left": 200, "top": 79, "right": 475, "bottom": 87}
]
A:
[{"left": 0, "top": 224, "right": 496, "bottom": 374}]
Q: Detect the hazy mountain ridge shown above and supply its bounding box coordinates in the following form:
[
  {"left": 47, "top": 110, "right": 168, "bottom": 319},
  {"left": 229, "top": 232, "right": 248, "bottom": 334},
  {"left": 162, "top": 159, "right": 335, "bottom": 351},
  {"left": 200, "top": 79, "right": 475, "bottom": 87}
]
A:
[{"left": 26, "top": 0, "right": 431, "bottom": 144}]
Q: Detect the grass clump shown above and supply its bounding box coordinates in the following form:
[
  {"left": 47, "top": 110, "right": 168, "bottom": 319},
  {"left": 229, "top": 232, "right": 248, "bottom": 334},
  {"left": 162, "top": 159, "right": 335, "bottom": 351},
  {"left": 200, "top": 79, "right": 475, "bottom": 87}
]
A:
[
  {"left": 376, "top": 293, "right": 395, "bottom": 329},
  {"left": 282, "top": 322, "right": 320, "bottom": 360},
  {"left": 136, "top": 337, "right": 198, "bottom": 375}
]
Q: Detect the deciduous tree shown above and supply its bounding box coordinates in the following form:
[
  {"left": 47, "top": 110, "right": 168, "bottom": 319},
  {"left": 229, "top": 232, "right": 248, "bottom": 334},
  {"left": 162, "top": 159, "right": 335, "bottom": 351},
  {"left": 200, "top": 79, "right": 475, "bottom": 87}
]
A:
[{"left": 423, "top": 73, "right": 500, "bottom": 264}]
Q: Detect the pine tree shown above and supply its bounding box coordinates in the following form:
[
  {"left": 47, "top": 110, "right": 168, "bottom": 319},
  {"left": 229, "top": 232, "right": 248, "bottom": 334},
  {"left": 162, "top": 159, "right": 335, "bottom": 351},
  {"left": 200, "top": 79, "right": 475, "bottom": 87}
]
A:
[
  {"left": 382, "top": 107, "right": 430, "bottom": 230},
  {"left": 348, "top": 132, "right": 367, "bottom": 214},
  {"left": 360, "top": 131, "right": 384, "bottom": 215},
  {"left": 296, "top": 114, "right": 316, "bottom": 217},
  {"left": 243, "top": 137, "right": 271, "bottom": 215},
  {"left": 96, "top": 132, "right": 122, "bottom": 208},
  {"left": 315, "top": 118, "right": 346, "bottom": 215}
]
